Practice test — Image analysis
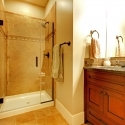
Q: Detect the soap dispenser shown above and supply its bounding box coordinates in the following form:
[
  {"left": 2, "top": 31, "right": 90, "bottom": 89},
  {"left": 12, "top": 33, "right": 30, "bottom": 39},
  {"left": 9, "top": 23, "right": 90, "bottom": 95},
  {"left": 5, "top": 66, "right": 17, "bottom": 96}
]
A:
[{"left": 103, "top": 58, "right": 111, "bottom": 66}]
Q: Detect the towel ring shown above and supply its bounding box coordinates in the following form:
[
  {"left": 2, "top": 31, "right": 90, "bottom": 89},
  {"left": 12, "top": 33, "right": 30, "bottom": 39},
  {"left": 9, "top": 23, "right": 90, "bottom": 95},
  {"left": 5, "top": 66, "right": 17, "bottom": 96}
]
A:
[
  {"left": 90, "top": 30, "right": 99, "bottom": 38},
  {"left": 116, "top": 36, "right": 123, "bottom": 42}
]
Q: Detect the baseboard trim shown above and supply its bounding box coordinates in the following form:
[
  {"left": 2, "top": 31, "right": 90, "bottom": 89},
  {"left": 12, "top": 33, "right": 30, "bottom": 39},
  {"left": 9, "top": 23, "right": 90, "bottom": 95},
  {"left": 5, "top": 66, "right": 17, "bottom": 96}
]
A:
[{"left": 56, "top": 99, "right": 84, "bottom": 125}]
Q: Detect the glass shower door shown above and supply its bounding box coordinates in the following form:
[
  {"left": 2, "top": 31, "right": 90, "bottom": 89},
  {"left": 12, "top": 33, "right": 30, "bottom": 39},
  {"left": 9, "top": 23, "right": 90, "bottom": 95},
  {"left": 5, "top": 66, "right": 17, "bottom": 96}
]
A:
[
  {"left": 40, "top": 22, "right": 54, "bottom": 103},
  {"left": 0, "top": 13, "right": 44, "bottom": 112},
  {"left": 0, "top": 10, "right": 7, "bottom": 111}
]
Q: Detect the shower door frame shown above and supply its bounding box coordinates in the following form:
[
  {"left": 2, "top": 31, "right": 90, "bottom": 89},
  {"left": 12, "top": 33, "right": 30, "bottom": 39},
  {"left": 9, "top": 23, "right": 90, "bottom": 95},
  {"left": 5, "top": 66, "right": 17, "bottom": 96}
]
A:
[{"left": 40, "top": 22, "right": 54, "bottom": 103}]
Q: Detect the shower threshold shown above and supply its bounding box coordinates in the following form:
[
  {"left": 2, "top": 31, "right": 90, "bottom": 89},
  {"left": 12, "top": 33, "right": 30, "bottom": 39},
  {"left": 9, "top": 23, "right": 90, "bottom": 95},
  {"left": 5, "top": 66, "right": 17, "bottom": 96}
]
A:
[{"left": 1, "top": 90, "right": 52, "bottom": 112}]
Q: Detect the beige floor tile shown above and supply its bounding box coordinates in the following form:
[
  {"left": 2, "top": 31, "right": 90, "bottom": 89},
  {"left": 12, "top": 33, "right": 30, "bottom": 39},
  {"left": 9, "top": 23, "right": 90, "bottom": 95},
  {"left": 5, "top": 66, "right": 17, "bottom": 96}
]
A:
[
  {"left": 0, "top": 116, "right": 16, "bottom": 125},
  {"left": 20, "top": 120, "right": 37, "bottom": 125},
  {"left": 41, "top": 107, "right": 53, "bottom": 116},
  {"left": 16, "top": 111, "right": 35, "bottom": 125},
  {"left": 33, "top": 109, "right": 46, "bottom": 119},
  {"left": 61, "top": 123, "right": 69, "bottom": 125},
  {"left": 49, "top": 106, "right": 59, "bottom": 115},
  {"left": 36, "top": 117, "right": 46, "bottom": 125},
  {"left": 54, "top": 113, "right": 67, "bottom": 124},
  {"left": 0, "top": 107, "right": 69, "bottom": 125},
  {"left": 46, "top": 115, "right": 59, "bottom": 125},
  {"left": 37, "top": 115, "right": 58, "bottom": 125}
]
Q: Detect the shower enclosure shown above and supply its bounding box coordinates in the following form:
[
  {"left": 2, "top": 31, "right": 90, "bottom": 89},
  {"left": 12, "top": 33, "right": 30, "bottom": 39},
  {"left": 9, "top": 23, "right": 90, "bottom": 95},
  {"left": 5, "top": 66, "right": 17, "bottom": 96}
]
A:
[{"left": 0, "top": 11, "right": 54, "bottom": 116}]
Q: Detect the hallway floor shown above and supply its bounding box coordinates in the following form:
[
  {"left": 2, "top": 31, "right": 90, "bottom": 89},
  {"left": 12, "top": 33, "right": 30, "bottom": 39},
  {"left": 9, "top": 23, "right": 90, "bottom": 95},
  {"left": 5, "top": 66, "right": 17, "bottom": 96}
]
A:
[{"left": 0, "top": 106, "right": 91, "bottom": 125}]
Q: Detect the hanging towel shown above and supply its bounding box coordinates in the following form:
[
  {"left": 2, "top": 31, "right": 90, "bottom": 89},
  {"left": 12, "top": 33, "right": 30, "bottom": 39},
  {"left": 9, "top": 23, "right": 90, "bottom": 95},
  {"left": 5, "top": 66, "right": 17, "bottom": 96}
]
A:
[
  {"left": 116, "top": 41, "right": 124, "bottom": 57},
  {"left": 90, "top": 38, "right": 100, "bottom": 58},
  {"left": 51, "top": 44, "right": 64, "bottom": 82}
]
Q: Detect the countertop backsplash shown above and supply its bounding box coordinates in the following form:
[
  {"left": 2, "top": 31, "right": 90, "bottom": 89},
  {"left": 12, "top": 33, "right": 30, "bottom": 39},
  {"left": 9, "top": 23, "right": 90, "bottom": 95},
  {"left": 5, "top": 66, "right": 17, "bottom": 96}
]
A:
[{"left": 84, "top": 57, "right": 125, "bottom": 67}]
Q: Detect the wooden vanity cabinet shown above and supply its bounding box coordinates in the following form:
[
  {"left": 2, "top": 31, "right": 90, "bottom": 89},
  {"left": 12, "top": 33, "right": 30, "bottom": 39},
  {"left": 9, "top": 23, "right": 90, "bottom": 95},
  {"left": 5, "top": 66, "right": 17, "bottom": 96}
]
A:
[{"left": 84, "top": 69, "right": 125, "bottom": 125}]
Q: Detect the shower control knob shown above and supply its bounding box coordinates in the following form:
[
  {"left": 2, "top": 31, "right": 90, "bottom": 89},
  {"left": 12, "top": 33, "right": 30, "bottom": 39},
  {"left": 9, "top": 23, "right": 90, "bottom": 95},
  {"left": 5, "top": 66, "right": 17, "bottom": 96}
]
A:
[{"left": 44, "top": 52, "right": 49, "bottom": 58}]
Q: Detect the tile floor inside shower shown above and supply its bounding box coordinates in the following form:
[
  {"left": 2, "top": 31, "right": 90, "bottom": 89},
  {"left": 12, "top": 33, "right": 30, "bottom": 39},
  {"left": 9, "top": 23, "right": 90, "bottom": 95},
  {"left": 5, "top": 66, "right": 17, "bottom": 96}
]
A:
[{"left": 0, "top": 106, "right": 92, "bottom": 125}]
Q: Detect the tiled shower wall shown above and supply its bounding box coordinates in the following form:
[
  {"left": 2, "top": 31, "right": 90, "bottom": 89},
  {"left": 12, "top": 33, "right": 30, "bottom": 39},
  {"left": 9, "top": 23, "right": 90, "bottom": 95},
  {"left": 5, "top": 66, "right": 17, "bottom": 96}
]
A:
[{"left": 6, "top": 12, "right": 45, "bottom": 96}]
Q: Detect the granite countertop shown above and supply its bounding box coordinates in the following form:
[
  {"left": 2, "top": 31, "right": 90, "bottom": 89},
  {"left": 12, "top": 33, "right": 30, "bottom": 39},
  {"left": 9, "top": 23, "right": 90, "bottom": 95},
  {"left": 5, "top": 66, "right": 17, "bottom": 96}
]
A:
[{"left": 84, "top": 66, "right": 125, "bottom": 74}]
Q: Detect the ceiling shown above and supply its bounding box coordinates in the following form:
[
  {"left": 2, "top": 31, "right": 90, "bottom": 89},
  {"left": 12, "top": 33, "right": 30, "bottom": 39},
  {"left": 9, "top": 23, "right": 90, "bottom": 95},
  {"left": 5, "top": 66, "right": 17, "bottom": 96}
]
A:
[{"left": 18, "top": 0, "right": 49, "bottom": 7}]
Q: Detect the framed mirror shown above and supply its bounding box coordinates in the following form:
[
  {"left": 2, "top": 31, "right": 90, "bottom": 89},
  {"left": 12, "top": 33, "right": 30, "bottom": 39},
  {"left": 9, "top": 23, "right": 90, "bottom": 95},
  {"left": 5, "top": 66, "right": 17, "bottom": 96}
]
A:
[{"left": 106, "top": 0, "right": 125, "bottom": 57}]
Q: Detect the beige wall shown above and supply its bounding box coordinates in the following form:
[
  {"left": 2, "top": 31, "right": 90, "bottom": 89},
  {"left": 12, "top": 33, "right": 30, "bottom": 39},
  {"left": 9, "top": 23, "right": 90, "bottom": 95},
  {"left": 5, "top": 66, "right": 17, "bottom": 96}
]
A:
[
  {"left": 73, "top": 0, "right": 107, "bottom": 117},
  {"left": 0, "top": 0, "right": 4, "bottom": 11},
  {"left": 4, "top": 0, "right": 45, "bottom": 19},
  {"left": 45, "top": 0, "right": 56, "bottom": 18},
  {"left": 45, "top": 0, "right": 74, "bottom": 115},
  {"left": 56, "top": 0, "right": 73, "bottom": 114},
  {"left": 45, "top": 0, "right": 107, "bottom": 118},
  {"left": 106, "top": 0, "right": 125, "bottom": 57}
]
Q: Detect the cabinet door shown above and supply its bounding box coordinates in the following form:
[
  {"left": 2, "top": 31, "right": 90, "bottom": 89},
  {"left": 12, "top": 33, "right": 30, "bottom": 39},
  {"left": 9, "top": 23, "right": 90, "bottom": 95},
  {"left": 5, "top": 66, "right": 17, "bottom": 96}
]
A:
[
  {"left": 87, "top": 109, "right": 103, "bottom": 125},
  {"left": 87, "top": 84, "right": 104, "bottom": 113},
  {"left": 104, "top": 89, "right": 125, "bottom": 125},
  {"left": 88, "top": 107, "right": 117, "bottom": 125}
]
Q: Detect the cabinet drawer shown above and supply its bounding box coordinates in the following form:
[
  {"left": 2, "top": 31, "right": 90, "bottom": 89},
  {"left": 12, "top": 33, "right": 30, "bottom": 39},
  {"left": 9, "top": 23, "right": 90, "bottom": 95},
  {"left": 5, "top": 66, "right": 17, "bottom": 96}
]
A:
[
  {"left": 87, "top": 107, "right": 117, "bottom": 125},
  {"left": 87, "top": 71, "right": 125, "bottom": 92}
]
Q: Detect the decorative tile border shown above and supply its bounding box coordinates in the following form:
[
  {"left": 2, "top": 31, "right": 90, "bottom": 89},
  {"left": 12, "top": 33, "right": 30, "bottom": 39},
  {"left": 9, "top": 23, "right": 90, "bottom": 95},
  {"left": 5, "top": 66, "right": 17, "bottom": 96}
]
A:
[{"left": 8, "top": 35, "right": 41, "bottom": 42}]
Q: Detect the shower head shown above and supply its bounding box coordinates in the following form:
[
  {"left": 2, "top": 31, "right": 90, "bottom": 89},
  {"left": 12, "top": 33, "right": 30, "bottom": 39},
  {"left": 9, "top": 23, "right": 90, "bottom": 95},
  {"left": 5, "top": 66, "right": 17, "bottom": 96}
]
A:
[{"left": 42, "top": 22, "right": 49, "bottom": 28}]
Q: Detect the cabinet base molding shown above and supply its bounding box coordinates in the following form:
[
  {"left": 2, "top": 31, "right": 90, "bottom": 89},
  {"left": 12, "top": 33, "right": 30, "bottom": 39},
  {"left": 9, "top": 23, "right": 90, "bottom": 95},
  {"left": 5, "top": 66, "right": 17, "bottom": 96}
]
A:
[{"left": 56, "top": 99, "right": 84, "bottom": 125}]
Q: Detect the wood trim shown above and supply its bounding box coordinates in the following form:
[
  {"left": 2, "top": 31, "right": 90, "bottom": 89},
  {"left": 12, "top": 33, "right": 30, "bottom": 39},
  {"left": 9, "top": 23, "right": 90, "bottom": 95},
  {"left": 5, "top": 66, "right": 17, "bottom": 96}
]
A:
[{"left": 84, "top": 69, "right": 87, "bottom": 123}]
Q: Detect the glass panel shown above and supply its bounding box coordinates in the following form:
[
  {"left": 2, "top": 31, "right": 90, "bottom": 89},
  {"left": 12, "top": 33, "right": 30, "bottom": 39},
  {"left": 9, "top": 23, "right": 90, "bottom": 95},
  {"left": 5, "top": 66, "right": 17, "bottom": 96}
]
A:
[
  {"left": 0, "top": 0, "right": 7, "bottom": 110},
  {"left": 0, "top": 12, "right": 45, "bottom": 112},
  {"left": 40, "top": 22, "right": 54, "bottom": 103}
]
